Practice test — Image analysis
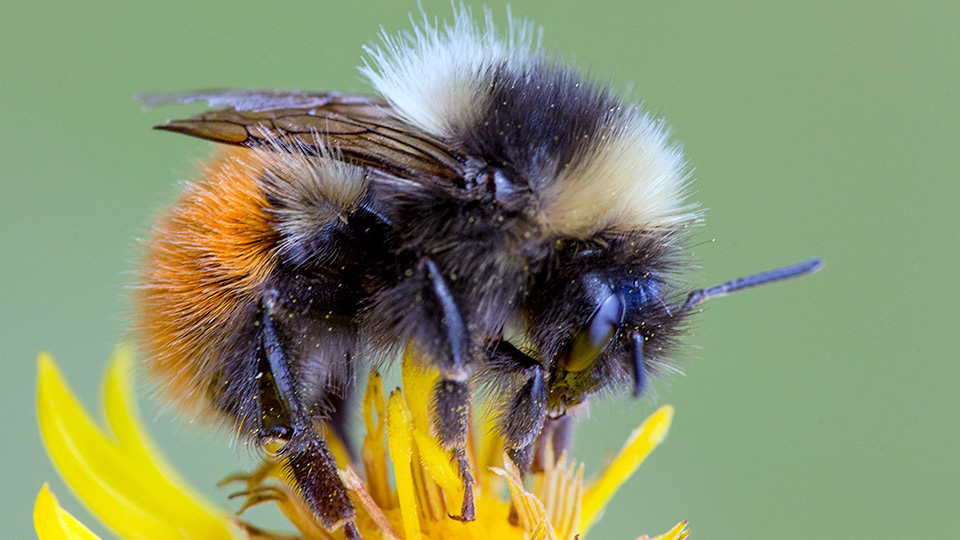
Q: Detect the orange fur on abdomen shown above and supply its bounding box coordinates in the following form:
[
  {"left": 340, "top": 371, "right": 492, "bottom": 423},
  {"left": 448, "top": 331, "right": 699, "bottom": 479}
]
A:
[{"left": 136, "top": 148, "right": 279, "bottom": 414}]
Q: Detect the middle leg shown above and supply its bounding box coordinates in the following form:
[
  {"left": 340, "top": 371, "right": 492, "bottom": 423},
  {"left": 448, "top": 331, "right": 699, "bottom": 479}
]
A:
[{"left": 423, "top": 258, "right": 477, "bottom": 521}]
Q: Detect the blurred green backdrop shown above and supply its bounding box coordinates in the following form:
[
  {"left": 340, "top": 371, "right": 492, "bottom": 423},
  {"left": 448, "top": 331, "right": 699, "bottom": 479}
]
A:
[{"left": 3, "top": 1, "right": 957, "bottom": 539}]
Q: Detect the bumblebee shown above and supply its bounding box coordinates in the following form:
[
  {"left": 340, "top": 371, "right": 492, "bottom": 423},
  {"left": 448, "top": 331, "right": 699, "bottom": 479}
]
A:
[{"left": 136, "top": 10, "right": 820, "bottom": 538}]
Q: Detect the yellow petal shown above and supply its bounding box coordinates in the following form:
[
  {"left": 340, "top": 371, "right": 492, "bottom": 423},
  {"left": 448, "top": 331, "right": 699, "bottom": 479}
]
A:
[
  {"left": 363, "top": 370, "right": 386, "bottom": 438},
  {"left": 387, "top": 389, "right": 422, "bottom": 540},
  {"left": 34, "top": 484, "right": 102, "bottom": 540},
  {"left": 101, "top": 346, "right": 236, "bottom": 538},
  {"left": 536, "top": 451, "right": 583, "bottom": 540},
  {"left": 362, "top": 371, "right": 391, "bottom": 507},
  {"left": 410, "top": 445, "right": 446, "bottom": 521},
  {"left": 101, "top": 345, "right": 158, "bottom": 461},
  {"left": 402, "top": 344, "right": 468, "bottom": 513},
  {"left": 492, "top": 459, "right": 557, "bottom": 540},
  {"left": 411, "top": 430, "right": 462, "bottom": 495},
  {"left": 477, "top": 412, "right": 504, "bottom": 494},
  {"left": 653, "top": 520, "right": 690, "bottom": 540},
  {"left": 401, "top": 345, "right": 438, "bottom": 433},
  {"left": 37, "top": 351, "right": 237, "bottom": 540},
  {"left": 580, "top": 405, "right": 674, "bottom": 534}
]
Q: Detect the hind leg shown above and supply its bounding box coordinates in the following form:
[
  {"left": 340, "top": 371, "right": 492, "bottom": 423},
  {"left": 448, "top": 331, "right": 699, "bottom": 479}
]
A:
[
  {"left": 252, "top": 291, "right": 362, "bottom": 535},
  {"left": 204, "top": 287, "right": 362, "bottom": 535}
]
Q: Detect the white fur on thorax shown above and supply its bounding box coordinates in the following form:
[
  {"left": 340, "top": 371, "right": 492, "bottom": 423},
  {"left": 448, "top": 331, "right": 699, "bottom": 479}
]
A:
[
  {"left": 363, "top": 8, "right": 697, "bottom": 237},
  {"left": 361, "top": 7, "right": 539, "bottom": 139}
]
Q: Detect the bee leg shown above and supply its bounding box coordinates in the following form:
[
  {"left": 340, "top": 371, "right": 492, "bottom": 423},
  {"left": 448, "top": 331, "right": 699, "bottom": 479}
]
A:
[
  {"left": 280, "top": 435, "right": 356, "bottom": 532},
  {"left": 424, "top": 258, "right": 476, "bottom": 521},
  {"left": 492, "top": 343, "right": 547, "bottom": 526},
  {"left": 502, "top": 368, "right": 548, "bottom": 474},
  {"left": 254, "top": 295, "right": 359, "bottom": 535},
  {"left": 434, "top": 378, "right": 475, "bottom": 521},
  {"left": 491, "top": 341, "right": 548, "bottom": 474}
]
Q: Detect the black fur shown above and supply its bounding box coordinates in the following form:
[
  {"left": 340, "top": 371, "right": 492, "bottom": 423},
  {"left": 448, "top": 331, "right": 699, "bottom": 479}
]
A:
[
  {"left": 457, "top": 60, "right": 616, "bottom": 189},
  {"left": 153, "top": 52, "right": 691, "bottom": 533}
]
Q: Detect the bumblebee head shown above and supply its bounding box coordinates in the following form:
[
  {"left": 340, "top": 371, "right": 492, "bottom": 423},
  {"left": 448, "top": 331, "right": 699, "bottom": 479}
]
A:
[{"left": 529, "top": 232, "right": 689, "bottom": 407}]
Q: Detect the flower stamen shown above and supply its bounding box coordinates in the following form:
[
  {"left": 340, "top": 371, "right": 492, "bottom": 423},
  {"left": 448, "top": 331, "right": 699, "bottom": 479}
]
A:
[{"left": 36, "top": 348, "right": 687, "bottom": 540}]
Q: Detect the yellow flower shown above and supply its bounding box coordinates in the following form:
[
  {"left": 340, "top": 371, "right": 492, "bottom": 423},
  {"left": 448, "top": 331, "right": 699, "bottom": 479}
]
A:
[{"left": 36, "top": 347, "right": 688, "bottom": 540}]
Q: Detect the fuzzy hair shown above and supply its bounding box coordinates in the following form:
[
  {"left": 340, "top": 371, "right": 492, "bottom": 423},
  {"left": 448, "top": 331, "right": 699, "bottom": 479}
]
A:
[
  {"left": 361, "top": 6, "right": 540, "bottom": 140},
  {"left": 248, "top": 145, "right": 370, "bottom": 265},
  {"left": 135, "top": 148, "right": 280, "bottom": 422},
  {"left": 361, "top": 7, "right": 698, "bottom": 239},
  {"left": 542, "top": 109, "right": 699, "bottom": 237}
]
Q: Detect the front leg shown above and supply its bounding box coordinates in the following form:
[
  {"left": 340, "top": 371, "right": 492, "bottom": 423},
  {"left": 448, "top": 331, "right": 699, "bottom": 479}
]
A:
[
  {"left": 491, "top": 342, "right": 548, "bottom": 474},
  {"left": 502, "top": 369, "right": 548, "bottom": 474},
  {"left": 485, "top": 341, "right": 549, "bottom": 526}
]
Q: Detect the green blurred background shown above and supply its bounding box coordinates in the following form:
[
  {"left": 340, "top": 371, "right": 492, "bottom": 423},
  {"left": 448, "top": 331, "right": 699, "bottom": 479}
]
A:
[{"left": 3, "top": 1, "right": 957, "bottom": 538}]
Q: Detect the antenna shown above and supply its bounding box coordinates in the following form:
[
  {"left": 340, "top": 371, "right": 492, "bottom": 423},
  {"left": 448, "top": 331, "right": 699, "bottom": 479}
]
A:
[{"left": 678, "top": 257, "right": 823, "bottom": 317}]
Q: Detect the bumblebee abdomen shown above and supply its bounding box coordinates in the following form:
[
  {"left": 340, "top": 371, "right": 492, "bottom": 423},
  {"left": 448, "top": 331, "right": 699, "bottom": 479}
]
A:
[
  {"left": 136, "top": 149, "right": 281, "bottom": 416},
  {"left": 137, "top": 145, "right": 379, "bottom": 435}
]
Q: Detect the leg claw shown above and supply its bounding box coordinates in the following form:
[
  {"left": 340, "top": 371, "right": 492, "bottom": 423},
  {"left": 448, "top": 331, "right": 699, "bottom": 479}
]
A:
[{"left": 447, "top": 452, "right": 476, "bottom": 522}]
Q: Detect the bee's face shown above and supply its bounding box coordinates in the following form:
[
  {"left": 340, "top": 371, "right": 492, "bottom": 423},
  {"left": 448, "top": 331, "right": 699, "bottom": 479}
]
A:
[{"left": 503, "top": 232, "right": 682, "bottom": 412}]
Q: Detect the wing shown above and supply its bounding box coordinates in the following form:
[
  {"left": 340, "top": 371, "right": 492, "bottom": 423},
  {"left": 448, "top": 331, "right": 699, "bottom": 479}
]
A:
[{"left": 142, "top": 90, "right": 464, "bottom": 180}]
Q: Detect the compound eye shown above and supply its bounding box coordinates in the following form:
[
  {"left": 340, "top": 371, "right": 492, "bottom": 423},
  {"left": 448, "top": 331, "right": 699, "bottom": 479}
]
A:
[{"left": 558, "top": 293, "right": 624, "bottom": 372}]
